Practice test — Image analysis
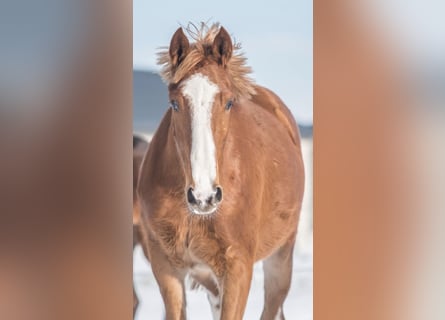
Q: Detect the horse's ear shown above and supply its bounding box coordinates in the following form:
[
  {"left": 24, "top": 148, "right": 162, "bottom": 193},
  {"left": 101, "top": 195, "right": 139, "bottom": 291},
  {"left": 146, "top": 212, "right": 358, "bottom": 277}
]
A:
[
  {"left": 169, "top": 28, "right": 190, "bottom": 67},
  {"left": 212, "top": 27, "right": 233, "bottom": 67}
]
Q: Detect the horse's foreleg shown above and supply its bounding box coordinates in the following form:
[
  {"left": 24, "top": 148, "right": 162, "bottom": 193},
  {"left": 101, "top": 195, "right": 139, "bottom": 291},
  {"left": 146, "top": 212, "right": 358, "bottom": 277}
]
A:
[
  {"left": 260, "top": 236, "right": 296, "bottom": 320},
  {"left": 148, "top": 241, "right": 186, "bottom": 320},
  {"left": 133, "top": 224, "right": 140, "bottom": 318},
  {"left": 220, "top": 255, "right": 253, "bottom": 320},
  {"left": 133, "top": 286, "right": 139, "bottom": 318}
]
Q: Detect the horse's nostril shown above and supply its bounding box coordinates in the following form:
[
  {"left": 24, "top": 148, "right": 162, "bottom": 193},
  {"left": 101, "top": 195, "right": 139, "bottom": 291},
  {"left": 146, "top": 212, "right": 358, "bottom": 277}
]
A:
[
  {"left": 215, "top": 187, "right": 223, "bottom": 202},
  {"left": 187, "top": 188, "right": 196, "bottom": 204}
]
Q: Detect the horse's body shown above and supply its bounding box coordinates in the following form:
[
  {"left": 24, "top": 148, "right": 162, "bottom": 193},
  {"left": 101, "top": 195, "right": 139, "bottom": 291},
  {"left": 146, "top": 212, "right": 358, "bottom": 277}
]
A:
[
  {"left": 133, "top": 134, "right": 149, "bottom": 233},
  {"left": 132, "top": 134, "right": 150, "bottom": 317},
  {"left": 138, "top": 24, "right": 304, "bottom": 320}
]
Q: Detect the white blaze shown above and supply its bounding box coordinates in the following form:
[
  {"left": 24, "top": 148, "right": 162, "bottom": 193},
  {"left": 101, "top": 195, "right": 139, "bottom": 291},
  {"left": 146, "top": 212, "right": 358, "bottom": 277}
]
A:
[{"left": 181, "top": 73, "right": 219, "bottom": 201}]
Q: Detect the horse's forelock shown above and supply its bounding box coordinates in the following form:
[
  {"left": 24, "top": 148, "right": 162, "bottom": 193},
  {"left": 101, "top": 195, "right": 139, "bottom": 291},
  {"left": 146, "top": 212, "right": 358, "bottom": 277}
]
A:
[{"left": 157, "top": 22, "right": 256, "bottom": 99}]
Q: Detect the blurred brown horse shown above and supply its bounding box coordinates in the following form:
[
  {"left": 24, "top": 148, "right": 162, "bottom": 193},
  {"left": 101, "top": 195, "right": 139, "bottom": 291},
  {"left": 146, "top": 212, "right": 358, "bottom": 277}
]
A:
[{"left": 138, "top": 23, "right": 304, "bottom": 320}]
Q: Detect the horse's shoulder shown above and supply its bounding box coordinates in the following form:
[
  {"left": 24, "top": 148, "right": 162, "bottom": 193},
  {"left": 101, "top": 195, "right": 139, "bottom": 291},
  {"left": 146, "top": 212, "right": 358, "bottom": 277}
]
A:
[{"left": 249, "top": 85, "right": 300, "bottom": 145}]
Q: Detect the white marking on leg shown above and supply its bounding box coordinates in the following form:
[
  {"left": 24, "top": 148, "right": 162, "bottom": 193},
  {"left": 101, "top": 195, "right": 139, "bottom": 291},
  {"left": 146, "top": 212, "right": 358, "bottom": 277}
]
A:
[
  {"left": 208, "top": 292, "right": 221, "bottom": 320},
  {"left": 181, "top": 73, "right": 220, "bottom": 203},
  {"left": 274, "top": 307, "right": 284, "bottom": 320}
]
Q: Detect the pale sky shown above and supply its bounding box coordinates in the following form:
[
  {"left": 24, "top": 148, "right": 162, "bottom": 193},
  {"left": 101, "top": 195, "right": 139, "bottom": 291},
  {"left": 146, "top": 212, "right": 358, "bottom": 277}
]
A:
[
  {"left": 133, "top": 0, "right": 313, "bottom": 125},
  {"left": 368, "top": 1, "right": 445, "bottom": 61}
]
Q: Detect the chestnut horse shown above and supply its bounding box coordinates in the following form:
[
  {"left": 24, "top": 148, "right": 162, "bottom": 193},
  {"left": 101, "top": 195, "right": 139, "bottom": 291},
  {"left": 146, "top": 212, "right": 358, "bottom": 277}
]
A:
[{"left": 138, "top": 23, "right": 304, "bottom": 320}]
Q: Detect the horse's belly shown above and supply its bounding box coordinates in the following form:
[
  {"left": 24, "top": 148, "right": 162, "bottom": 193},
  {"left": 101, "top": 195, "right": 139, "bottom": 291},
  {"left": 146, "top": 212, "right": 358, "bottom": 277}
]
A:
[{"left": 254, "top": 205, "right": 301, "bottom": 261}]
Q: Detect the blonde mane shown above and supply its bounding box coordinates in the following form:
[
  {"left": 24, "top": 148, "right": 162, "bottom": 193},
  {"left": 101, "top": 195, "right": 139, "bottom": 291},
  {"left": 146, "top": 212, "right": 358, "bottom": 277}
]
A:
[{"left": 157, "top": 22, "right": 256, "bottom": 99}]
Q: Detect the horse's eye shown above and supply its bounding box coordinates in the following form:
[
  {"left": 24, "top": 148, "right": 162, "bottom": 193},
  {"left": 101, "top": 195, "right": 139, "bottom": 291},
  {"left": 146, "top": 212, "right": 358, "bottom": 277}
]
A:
[
  {"left": 225, "top": 99, "right": 233, "bottom": 110},
  {"left": 170, "top": 100, "right": 179, "bottom": 112}
]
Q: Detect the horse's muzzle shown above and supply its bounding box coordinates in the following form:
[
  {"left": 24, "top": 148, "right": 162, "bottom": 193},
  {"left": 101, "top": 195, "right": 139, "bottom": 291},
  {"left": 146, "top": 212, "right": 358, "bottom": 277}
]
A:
[{"left": 186, "top": 186, "right": 222, "bottom": 215}]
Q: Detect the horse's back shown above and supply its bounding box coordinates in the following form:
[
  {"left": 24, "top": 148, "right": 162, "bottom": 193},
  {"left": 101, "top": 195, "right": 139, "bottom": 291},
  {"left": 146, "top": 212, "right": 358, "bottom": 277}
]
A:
[
  {"left": 245, "top": 85, "right": 304, "bottom": 187},
  {"left": 250, "top": 85, "right": 301, "bottom": 146}
]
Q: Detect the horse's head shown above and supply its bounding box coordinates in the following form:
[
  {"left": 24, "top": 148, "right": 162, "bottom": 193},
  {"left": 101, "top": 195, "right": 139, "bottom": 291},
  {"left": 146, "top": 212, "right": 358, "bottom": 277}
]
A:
[{"left": 166, "top": 26, "right": 236, "bottom": 215}]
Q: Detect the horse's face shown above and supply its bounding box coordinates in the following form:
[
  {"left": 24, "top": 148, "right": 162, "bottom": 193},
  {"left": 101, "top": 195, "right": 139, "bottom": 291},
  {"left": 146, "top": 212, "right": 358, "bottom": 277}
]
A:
[{"left": 167, "top": 27, "right": 235, "bottom": 215}]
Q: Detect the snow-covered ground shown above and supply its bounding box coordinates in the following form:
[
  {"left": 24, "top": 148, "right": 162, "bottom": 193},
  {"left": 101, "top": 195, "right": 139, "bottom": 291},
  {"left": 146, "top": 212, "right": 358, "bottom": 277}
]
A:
[{"left": 133, "top": 138, "right": 313, "bottom": 320}]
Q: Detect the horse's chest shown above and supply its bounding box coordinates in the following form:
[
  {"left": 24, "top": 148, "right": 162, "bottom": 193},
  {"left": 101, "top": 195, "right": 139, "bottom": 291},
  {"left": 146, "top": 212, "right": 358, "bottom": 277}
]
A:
[
  {"left": 180, "top": 231, "right": 225, "bottom": 276},
  {"left": 154, "top": 217, "right": 226, "bottom": 276}
]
